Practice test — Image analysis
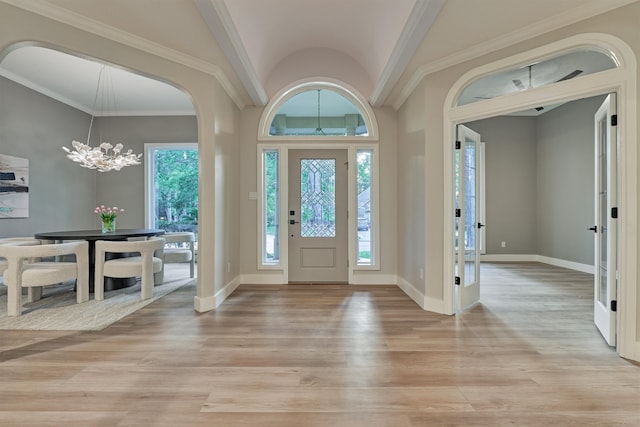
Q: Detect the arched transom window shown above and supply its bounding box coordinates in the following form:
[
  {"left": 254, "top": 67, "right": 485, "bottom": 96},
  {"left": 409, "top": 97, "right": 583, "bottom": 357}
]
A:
[
  {"left": 271, "top": 89, "right": 367, "bottom": 136},
  {"left": 456, "top": 48, "right": 618, "bottom": 107},
  {"left": 258, "top": 81, "right": 378, "bottom": 140}
]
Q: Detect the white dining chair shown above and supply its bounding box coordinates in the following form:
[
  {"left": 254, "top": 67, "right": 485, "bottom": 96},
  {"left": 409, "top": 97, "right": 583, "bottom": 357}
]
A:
[
  {"left": 0, "top": 240, "right": 89, "bottom": 316},
  {"left": 162, "top": 232, "right": 196, "bottom": 278},
  {"left": 1, "top": 237, "right": 42, "bottom": 296},
  {"left": 94, "top": 237, "right": 165, "bottom": 301}
]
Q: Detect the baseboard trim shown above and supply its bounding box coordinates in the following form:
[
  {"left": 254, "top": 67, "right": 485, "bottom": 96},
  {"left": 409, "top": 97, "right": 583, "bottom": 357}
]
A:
[
  {"left": 536, "top": 255, "right": 594, "bottom": 274},
  {"left": 193, "top": 295, "right": 216, "bottom": 313},
  {"left": 214, "top": 276, "right": 241, "bottom": 308},
  {"left": 396, "top": 276, "right": 448, "bottom": 314},
  {"left": 240, "top": 273, "right": 286, "bottom": 284},
  {"left": 350, "top": 273, "right": 397, "bottom": 285},
  {"left": 481, "top": 254, "right": 537, "bottom": 262},
  {"left": 482, "top": 253, "right": 594, "bottom": 274}
]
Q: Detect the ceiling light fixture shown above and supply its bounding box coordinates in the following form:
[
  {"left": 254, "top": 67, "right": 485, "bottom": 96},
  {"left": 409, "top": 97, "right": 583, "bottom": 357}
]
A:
[
  {"left": 314, "top": 89, "right": 326, "bottom": 135},
  {"left": 63, "top": 65, "right": 142, "bottom": 172}
]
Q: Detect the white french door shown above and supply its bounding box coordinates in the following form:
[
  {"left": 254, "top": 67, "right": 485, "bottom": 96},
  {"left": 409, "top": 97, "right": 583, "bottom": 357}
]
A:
[
  {"left": 288, "top": 149, "right": 348, "bottom": 283},
  {"left": 593, "top": 94, "right": 618, "bottom": 346},
  {"left": 455, "top": 125, "right": 482, "bottom": 311}
]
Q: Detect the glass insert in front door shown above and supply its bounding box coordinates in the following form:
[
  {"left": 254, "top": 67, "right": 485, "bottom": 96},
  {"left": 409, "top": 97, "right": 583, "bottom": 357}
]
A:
[{"left": 300, "top": 159, "right": 336, "bottom": 237}]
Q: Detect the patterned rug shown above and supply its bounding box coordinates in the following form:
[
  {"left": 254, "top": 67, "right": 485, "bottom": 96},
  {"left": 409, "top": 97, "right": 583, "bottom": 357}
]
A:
[{"left": 0, "top": 264, "right": 194, "bottom": 331}]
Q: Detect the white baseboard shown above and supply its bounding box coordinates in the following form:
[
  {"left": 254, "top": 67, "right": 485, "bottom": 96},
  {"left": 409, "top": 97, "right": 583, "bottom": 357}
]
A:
[
  {"left": 240, "top": 273, "right": 286, "bottom": 284},
  {"left": 193, "top": 275, "right": 241, "bottom": 312},
  {"left": 350, "top": 273, "right": 397, "bottom": 285},
  {"left": 535, "top": 255, "right": 594, "bottom": 274},
  {"left": 214, "top": 275, "right": 241, "bottom": 308},
  {"left": 481, "top": 254, "right": 537, "bottom": 262},
  {"left": 396, "top": 276, "right": 425, "bottom": 309},
  {"left": 482, "top": 253, "right": 594, "bottom": 274},
  {"left": 396, "top": 276, "right": 448, "bottom": 314},
  {"left": 193, "top": 295, "right": 216, "bottom": 312}
]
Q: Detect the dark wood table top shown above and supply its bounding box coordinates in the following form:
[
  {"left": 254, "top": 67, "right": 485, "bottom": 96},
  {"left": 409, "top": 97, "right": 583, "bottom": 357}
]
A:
[{"left": 34, "top": 228, "right": 165, "bottom": 241}]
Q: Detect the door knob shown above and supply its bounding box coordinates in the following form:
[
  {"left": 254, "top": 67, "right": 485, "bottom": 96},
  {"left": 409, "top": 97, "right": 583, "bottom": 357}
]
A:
[
  {"left": 477, "top": 222, "right": 485, "bottom": 229},
  {"left": 588, "top": 226, "right": 597, "bottom": 232}
]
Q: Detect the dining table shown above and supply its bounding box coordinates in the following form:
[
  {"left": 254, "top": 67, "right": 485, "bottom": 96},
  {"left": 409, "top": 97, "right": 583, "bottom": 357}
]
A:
[{"left": 34, "top": 228, "right": 165, "bottom": 292}]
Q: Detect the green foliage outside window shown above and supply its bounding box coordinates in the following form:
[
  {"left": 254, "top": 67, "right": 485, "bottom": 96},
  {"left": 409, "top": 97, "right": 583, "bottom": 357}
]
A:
[{"left": 155, "top": 149, "right": 198, "bottom": 232}]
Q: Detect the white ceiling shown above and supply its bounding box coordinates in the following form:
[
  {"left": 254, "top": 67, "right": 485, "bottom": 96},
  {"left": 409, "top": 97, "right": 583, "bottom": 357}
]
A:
[
  {"left": 0, "top": 46, "right": 195, "bottom": 116},
  {"left": 0, "top": 0, "right": 636, "bottom": 116}
]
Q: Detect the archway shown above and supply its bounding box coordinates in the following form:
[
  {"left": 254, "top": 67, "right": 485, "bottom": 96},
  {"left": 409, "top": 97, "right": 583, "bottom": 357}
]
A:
[{"left": 442, "top": 33, "right": 637, "bottom": 361}]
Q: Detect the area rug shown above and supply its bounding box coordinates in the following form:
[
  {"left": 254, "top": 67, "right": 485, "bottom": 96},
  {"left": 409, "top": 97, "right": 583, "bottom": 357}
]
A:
[{"left": 0, "top": 264, "right": 194, "bottom": 331}]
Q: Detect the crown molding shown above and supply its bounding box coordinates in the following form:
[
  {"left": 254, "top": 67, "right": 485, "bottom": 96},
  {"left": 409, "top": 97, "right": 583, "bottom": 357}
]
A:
[
  {"left": 370, "top": 0, "right": 445, "bottom": 107},
  {"left": 0, "top": 0, "right": 246, "bottom": 110},
  {"left": 195, "top": 0, "right": 268, "bottom": 106},
  {"left": 392, "top": 0, "right": 640, "bottom": 110},
  {"left": 0, "top": 67, "right": 95, "bottom": 114}
]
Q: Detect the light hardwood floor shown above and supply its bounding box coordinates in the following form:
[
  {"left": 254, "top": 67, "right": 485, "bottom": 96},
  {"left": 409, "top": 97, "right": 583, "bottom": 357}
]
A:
[{"left": 1, "top": 262, "right": 638, "bottom": 426}]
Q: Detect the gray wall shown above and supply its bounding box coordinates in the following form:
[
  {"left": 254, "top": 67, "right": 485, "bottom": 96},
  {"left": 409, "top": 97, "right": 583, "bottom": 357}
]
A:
[
  {"left": 0, "top": 76, "right": 96, "bottom": 237},
  {"left": 465, "top": 96, "right": 604, "bottom": 265},
  {"left": 397, "top": 78, "right": 426, "bottom": 291},
  {"left": 0, "top": 76, "right": 197, "bottom": 236},
  {"left": 537, "top": 96, "right": 603, "bottom": 265},
  {"left": 466, "top": 116, "right": 538, "bottom": 255}
]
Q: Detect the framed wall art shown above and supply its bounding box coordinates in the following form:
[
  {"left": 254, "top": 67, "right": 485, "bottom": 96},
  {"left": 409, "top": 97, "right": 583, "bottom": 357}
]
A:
[{"left": 0, "top": 154, "right": 29, "bottom": 218}]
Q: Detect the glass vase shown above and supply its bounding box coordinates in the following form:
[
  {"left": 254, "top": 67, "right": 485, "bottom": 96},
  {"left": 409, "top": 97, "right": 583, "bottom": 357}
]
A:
[{"left": 101, "top": 217, "right": 116, "bottom": 233}]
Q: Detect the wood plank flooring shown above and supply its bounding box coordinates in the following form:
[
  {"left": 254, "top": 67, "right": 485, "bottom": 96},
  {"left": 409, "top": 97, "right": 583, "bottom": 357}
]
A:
[{"left": 1, "top": 262, "right": 639, "bottom": 426}]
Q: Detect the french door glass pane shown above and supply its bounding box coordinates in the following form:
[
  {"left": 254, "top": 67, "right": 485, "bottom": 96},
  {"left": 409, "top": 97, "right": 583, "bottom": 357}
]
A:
[
  {"left": 300, "top": 159, "right": 336, "bottom": 237},
  {"left": 598, "top": 118, "right": 607, "bottom": 305},
  {"left": 464, "top": 138, "right": 477, "bottom": 285}
]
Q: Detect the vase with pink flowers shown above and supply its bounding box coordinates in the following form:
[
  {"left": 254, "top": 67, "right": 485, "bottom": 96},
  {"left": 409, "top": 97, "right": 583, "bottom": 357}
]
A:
[{"left": 95, "top": 205, "right": 124, "bottom": 233}]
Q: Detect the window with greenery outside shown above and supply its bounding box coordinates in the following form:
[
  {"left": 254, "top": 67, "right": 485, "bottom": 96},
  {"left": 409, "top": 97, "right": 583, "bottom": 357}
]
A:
[{"left": 154, "top": 149, "right": 198, "bottom": 236}]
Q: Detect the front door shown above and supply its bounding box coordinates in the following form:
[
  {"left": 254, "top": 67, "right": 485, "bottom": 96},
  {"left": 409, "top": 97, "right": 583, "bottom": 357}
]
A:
[
  {"left": 456, "top": 125, "right": 482, "bottom": 311},
  {"left": 288, "top": 149, "right": 348, "bottom": 283},
  {"left": 593, "top": 94, "right": 618, "bottom": 346}
]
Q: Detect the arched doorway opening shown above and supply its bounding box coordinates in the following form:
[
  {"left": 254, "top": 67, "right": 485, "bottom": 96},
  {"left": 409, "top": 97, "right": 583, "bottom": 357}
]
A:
[{"left": 443, "top": 33, "right": 637, "bottom": 361}]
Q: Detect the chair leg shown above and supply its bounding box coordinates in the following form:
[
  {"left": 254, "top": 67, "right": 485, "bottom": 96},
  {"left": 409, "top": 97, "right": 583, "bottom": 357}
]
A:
[
  {"left": 95, "top": 276, "right": 104, "bottom": 301},
  {"left": 7, "top": 283, "right": 22, "bottom": 317},
  {"left": 154, "top": 268, "right": 164, "bottom": 286},
  {"left": 141, "top": 273, "right": 153, "bottom": 300},
  {"left": 27, "top": 286, "right": 43, "bottom": 302},
  {"left": 76, "top": 278, "right": 89, "bottom": 304}
]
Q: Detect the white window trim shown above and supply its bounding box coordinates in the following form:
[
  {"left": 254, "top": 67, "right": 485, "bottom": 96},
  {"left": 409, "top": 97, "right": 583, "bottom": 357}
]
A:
[
  {"left": 257, "top": 78, "right": 379, "bottom": 141},
  {"left": 257, "top": 145, "right": 285, "bottom": 270},
  {"left": 353, "top": 145, "right": 380, "bottom": 270},
  {"left": 144, "top": 142, "right": 198, "bottom": 229},
  {"left": 257, "top": 143, "right": 381, "bottom": 280}
]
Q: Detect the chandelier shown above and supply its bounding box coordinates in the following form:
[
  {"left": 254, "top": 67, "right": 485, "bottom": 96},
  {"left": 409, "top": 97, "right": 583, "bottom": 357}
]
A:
[
  {"left": 63, "top": 65, "right": 142, "bottom": 172},
  {"left": 314, "top": 89, "right": 326, "bottom": 135}
]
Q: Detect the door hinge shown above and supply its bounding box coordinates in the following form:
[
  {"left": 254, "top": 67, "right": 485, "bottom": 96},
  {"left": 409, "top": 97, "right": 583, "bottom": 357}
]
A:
[
  {"left": 455, "top": 208, "right": 461, "bottom": 218},
  {"left": 611, "top": 207, "right": 618, "bottom": 219},
  {"left": 455, "top": 140, "right": 461, "bottom": 149},
  {"left": 611, "top": 114, "right": 618, "bottom": 126},
  {"left": 611, "top": 300, "right": 617, "bottom": 312},
  {"left": 455, "top": 276, "right": 461, "bottom": 285}
]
